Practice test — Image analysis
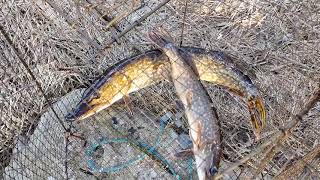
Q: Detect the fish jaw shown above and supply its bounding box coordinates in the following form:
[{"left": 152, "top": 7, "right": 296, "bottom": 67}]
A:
[
  {"left": 72, "top": 78, "right": 153, "bottom": 121},
  {"left": 65, "top": 92, "right": 124, "bottom": 121},
  {"left": 65, "top": 101, "right": 91, "bottom": 121}
]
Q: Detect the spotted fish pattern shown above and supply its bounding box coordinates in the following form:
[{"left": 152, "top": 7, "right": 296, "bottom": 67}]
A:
[{"left": 149, "top": 28, "right": 221, "bottom": 180}]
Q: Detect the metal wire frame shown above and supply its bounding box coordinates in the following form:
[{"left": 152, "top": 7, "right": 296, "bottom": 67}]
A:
[{"left": 0, "top": 0, "right": 319, "bottom": 179}]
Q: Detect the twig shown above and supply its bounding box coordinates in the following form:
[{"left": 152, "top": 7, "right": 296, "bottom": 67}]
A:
[
  {"left": 44, "top": 0, "right": 102, "bottom": 51},
  {"left": 103, "top": 0, "right": 171, "bottom": 49},
  {"left": 85, "top": 0, "right": 122, "bottom": 32},
  {"left": 85, "top": 0, "right": 142, "bottom": 53},
  {"left": 214, "top": 139, "right": 274, "bottom": 179},
  {"left": 214, "top": 86, "right": 320, "bottom": 179},
  {"left": 275, "top": 144, "right": 320, "bottom": 179},
  {"left": 179, "top": 0, "right": 189, "bottom": 47},
  {"left": 104, "top": 0, "right": 140, "bottom": 31},
  {"left": 251, "top": 133, "right": 287, "bottom": 178}
]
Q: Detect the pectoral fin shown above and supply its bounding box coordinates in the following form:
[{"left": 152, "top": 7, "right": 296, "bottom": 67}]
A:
[
  {"left": 123, "top": 95, "right": 134, "bottom": 117},
  {"left": 174, "top": 149, "right": 194, "bottom": 159},
  {"left": 189, "top": 121, "right": 203, "bottom": 151},
  {"left": 156, "top": 62, "right": 172, "bottom": 82}
]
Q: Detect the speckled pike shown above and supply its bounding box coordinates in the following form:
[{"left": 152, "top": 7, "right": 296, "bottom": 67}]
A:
[{"left": 149, "top": 28, "right": 221, "bottom": 180}]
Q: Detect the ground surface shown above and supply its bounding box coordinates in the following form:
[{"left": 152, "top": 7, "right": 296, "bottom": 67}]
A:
[{"left": 4, "top": 88, "right": 197, "bottom": 180}]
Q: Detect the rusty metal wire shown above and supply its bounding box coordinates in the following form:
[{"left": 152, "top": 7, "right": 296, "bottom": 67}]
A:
[{"left": 1, "top": 0, "right": 319, "bottom": 179}]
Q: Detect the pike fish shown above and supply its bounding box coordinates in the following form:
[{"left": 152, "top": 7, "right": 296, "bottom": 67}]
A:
[
  {"left": 183, "top": 48, "right": 266, "bottom": 139},
  {"left": 149, "top": 28, "right": 221, "bottom": 179},
  {"left": 65, "top": 40, "right": 266, "bottom": 139},
  {"left": 65, "top": 50, "right": 167, "bottom": 120}
]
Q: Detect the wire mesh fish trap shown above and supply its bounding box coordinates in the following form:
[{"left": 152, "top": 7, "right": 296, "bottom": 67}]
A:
[{"left": 1, "top": 0, "right": 320, "bottom": 179}]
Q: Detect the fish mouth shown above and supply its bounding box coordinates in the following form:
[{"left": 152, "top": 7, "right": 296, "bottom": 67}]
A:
[
  {"left": 149, "top": 28, "right": 173, "bottom": 49},
  {"left": 65, "top": 102, "right": 90, "bottom": 122},
  {"left": 248, "top": 96, "right": 267, "bottom": 140}
]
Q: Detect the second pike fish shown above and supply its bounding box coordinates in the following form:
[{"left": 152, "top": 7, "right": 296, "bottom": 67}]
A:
[
  {"left": 66, "top": 36, "right": 266, "bottom": 140},
  {"left": 149, "top": 28, "right": 221, "bottom": 180}
]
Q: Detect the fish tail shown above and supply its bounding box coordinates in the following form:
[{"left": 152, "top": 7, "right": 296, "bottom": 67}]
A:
[
  {"left": 149, "top": 28, "right": 174, "bottom": 49},
  {"left": 255, "top": 96, "right": 266, "bottom": 127},
  {"left": 226, "top": 70, "right": 267, "bottom": 140},
  {"left": 235, "top": 69, "right": 267, "bottom": 139},
  {"left": 248, "top": 94, "right": 267, "bottom": 140}
]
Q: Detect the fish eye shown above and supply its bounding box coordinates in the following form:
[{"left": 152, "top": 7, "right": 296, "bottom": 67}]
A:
[
  {"left": 83, "top": 87, "right": 100, "bottom": 101},
  {"left": 92, "top": 90, "right": 100, "bottom": 99},
  {"left": 209, "top": 166, "right": 218, "bottom": 176}
]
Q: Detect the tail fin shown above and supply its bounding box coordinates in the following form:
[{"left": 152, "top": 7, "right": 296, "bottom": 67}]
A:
[
  {"left": 149, "top": 27, "right": 174, "bottom": 48},
  {"left": 248, "top": 95, "right": 267, "bottom": 140}
]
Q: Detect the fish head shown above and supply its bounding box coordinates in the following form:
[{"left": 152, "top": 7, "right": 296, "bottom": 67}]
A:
[
  {"left": 65, "top": 87, "right": 103, "bottom": 121},
  {"left": 149, "top": 28, "right": 176, "bottom": 53},
  {"left": 206, "top": 165, "right": 219, "bottom": 179},
  {"left": 195, "top": 152, "right": 220, "bottom": 180},
  {"left": 196, "top": 163, "right": 218, "bottom": 180},
  {"left": 149, "top": 30, "right": 182, "bottom": 68},
  {"left": 65, "top": 101, "right": 93, "bottom": 121}
]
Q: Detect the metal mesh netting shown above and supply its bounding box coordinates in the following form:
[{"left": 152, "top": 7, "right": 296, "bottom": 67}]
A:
[{"left": 0, "top": 0, "right": 319, "bottom": 179}]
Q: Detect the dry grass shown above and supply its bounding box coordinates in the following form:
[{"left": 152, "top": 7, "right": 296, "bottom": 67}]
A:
[{"left": 0, "top": 0, "right": 319, "bottom": 178}]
